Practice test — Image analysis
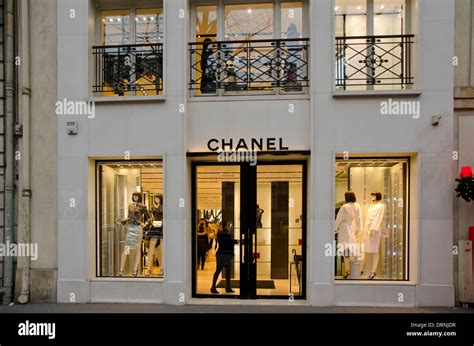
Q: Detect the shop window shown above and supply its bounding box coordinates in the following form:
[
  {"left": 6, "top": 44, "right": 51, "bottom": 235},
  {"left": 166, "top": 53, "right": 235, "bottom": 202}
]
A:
[
  {"left": 335, "top": 157, "right": 409, "bottom": 281},
  {"left": 93, "top": 5, "right": 164, "bottom": 97},
  {"left": 97, "top": 161, "right": 164, "bottom": 278},
  {"left": 334, "top": 0, "right": 414, "bottom": 90},
  {"left": 190, "top": 0, "right": 309, "bottom": 95}
]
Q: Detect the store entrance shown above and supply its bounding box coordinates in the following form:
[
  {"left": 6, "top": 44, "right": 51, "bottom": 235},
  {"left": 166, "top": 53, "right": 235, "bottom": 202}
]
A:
[{"left": 192, "top": 161, "right": 306, "bottom": 299}]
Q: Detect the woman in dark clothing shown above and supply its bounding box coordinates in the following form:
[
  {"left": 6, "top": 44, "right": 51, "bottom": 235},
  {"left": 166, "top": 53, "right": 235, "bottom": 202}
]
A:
[
  {"left": 200, "top": 38, "right": 216, "bottom": 94},
  {"left": 197, "top": 218, "right": 209, "bottom": 270},
  {"left": 210, "top": 221, "right": 238, "bottom": 294}
]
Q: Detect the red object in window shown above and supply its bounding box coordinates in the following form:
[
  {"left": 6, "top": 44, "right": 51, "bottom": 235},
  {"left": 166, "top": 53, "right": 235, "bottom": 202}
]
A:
[
  {"left": 253, "top": 252, "right": 260, "bottom": 259},
  {"left": 298, "top": 239, "right": 302, "bottom": 245},
  {"left": 459, "top": 166, "right": 473, "bottom": 178},
  {"left": 469, "top": 226, "right": 474, "bottom": 242}
]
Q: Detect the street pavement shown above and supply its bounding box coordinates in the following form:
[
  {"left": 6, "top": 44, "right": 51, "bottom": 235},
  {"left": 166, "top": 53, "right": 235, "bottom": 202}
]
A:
[{"left": 0, "top": 303, "right": 472, "bottom": 314}]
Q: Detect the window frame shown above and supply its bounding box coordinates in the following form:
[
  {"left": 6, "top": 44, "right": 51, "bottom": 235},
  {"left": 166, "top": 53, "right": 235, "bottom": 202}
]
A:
[
  {"left": 191, "top": 0, "right": 308, "bottom": 42},
  {"left": 334, "top": 0, "right": 411, "bottom": 37},
  {"left": 93, "top": 1, "right": 165, "bottom": 99},
  {"left": 190, "top": 0, "right": 310, "bottom": 97}
]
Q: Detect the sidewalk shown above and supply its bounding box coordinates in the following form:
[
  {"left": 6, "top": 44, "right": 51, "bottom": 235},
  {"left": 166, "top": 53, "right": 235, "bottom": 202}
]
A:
[{"left": 0, "top": 303, "right": 472, "bottom": 314}]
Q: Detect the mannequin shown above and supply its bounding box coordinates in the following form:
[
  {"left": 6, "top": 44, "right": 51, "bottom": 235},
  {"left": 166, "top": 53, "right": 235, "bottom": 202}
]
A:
[
  {"left": 145, "top": 195, "right": 163, "bottom": 276},
  {"left": 360, "top": 192, "right": 385, "bottom": 279},
  {"left": 256, "top": 205, "right": 264, "bottom": 228},
  {"left": 335, "top": 191, "right": 361, "bottom": 279},
  {"left": 117, "top": 192, "right": 150, "bottom": 277}
]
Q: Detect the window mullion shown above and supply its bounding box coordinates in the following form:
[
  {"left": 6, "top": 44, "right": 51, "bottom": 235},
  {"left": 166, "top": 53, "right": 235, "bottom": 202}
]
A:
[
  {"left": 367, "top": 0, "right": 374, "bottom": 36},
  {"left": 275, "top": 0, "right": 281, "bottom": 39},
  {"left": 131, "top": 7, "right": 137, "bottom": 44}
]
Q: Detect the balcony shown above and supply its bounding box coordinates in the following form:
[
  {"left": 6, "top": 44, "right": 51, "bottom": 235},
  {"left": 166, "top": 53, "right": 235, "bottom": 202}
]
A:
[
  {"left": 335, "top": 34, "right": 414, "bottom": 91},
  {"left": 189, "top": 38, "right": 309, "bottom": 96},
  {"left": 93, "top": 43, "right": 163, "bottom": 97}
]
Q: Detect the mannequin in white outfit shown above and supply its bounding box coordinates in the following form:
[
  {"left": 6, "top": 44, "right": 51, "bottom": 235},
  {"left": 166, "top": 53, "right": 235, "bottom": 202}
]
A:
[
  {"left": 335, "top": 191, "right": 362, "bottom": 279},
  {"left": 361, "top": 192, "right": 385, "bottom": 279}
]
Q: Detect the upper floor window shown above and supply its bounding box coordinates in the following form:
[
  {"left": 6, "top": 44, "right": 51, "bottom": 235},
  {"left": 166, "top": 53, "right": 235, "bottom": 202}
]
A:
[
  {"left": 190, "top": 0, "right": 309, "bottom": 96},
  {"left": 93, "top": 5, "right": 164, "bottom": 97},
  {"left": 334, "top": 0, "right": 414, "bottom": 91}
]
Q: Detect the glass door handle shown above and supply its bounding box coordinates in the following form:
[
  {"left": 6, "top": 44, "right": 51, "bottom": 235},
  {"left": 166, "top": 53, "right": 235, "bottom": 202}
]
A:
[
  {"left": 241, "top": 233, "right": 246, "bottom": 264},
  {"left": 252, "top": 232, "right": 256, "bottom": 263}
]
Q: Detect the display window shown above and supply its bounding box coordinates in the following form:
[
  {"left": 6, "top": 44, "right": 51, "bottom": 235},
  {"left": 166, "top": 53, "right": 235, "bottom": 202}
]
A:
[
  {"left": 192, "top": 161, "right": 306, "bottom": 299},
  {"left": 96, "top": 161, "right": 164, "bottom": 278},
  {"left": 335, "top": 157, "right": 409, "bottom": 281}
]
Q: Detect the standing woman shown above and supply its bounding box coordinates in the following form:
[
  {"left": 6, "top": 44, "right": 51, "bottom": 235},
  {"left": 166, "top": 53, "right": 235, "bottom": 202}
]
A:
[
  {"left": 335, "top": 191, "right": 362, "bottom": 279},
  {"left": 197, "top": 218, "right": 209, "bottom": 270},
  {"left": 200, "top": 38, "right": 216, "bottom": 94}
]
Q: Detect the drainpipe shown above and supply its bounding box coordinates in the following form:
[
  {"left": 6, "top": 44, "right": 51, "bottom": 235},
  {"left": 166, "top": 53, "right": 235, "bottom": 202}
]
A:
[
  {"left": 2, "top": 0, "right": 15, "bottom": 305},
  {"left": 16, "top": 0, "right": 31, "bottom": 305}
]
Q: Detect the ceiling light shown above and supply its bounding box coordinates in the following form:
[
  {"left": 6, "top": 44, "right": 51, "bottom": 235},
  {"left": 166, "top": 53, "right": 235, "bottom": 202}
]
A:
[
  {"left": 151, "top": 16, "right": 155, "bottom": 21},
  {"left": 357, "top": 6, "right": 361, "bottom": 10},
  {"left": 335, "top": 6, "right": 339, "bottom": 11},
  {"left": 143, "top": 17, "right": 147, "bottom": 21},
  {"left": 117, "top": 17, "right": 121, "bottom": 22},
  {"left": 109, "top": 18, "right": 114, "bottom": 22},
  {"left": 380, "top": 4, "right": 385, "bottom": 10},
  {"left": 247, "top": 9, "right": 252, "bottom": 14},
  {"left": 135, "top": 17, "right": 139, "bottom": 21}
]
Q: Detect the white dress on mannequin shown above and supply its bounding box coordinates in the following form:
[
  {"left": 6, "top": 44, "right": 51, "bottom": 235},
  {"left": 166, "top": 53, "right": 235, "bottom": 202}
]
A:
[
  {"left": 363, "top": 202, "right": 385, "bottom": 253},
  {"left": 335, "top": 202, "right": 362, "bottom": 253}
]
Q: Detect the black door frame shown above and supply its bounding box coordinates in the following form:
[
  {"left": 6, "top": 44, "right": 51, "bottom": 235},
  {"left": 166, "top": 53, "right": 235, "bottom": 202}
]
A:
[{"left": 191, "top": 159, "right": 307, "bottom": 300}]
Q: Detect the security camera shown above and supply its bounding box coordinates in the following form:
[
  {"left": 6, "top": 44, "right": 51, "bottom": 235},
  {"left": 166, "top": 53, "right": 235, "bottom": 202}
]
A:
[{"left": 432, "top": 115, "right": 441, "bottom": 126}]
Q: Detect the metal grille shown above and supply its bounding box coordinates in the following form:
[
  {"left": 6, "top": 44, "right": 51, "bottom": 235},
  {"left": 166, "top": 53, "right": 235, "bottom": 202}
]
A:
[
  {"left": 335, "top": 35, "right": 414, "bottom": 89},
  {"left": 189, "top": 38, "right": 309, "bottom": 94},
  {"left": 93, "top": 43, "right": 163, "bottom": 96}
]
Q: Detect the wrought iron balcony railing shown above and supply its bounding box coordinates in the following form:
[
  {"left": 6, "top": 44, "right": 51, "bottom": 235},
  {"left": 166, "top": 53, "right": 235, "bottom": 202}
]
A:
[
  {"left": 93, "top": 43, "right": 163, "bottom": 96},
  {"left": 189, "top": 38, "right": 309, "bottom": 95},
  {"left": 335, "top": 34, "right": 414, "bottom": 90}
]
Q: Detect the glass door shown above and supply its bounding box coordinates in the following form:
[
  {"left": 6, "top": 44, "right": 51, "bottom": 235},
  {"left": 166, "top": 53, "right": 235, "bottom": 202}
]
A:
[
  {"left": 256, "top": 163, "right": 305, "bottom": 297},
  {"left": 192, "top": 161, "right": 306, "bottom": 299},
  {"left": 194, "top": 164, "right": 241, "bottom": 297}
]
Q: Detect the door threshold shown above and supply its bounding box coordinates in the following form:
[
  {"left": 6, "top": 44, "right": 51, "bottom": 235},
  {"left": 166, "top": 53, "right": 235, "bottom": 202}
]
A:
[{"left": 188, "top": 298, "right": 309, "bottom": 306}]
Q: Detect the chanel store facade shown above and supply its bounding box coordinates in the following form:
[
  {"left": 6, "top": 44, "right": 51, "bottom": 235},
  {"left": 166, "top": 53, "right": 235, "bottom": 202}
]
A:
[{"left": 57, "top": 0, "right": 455, "bottom": 306}]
